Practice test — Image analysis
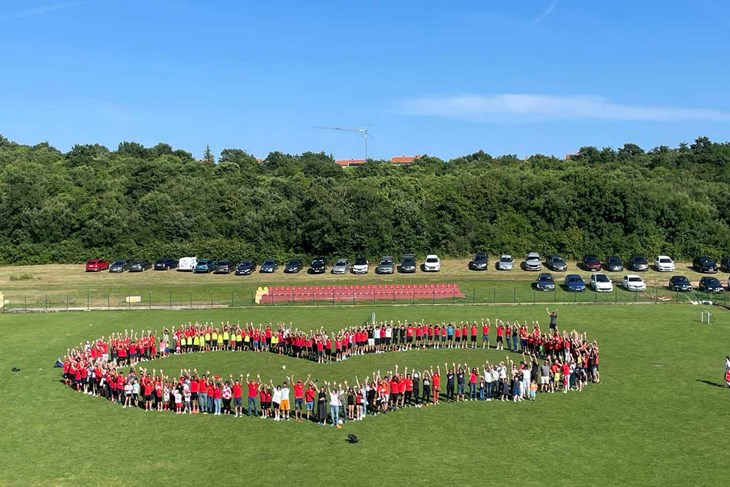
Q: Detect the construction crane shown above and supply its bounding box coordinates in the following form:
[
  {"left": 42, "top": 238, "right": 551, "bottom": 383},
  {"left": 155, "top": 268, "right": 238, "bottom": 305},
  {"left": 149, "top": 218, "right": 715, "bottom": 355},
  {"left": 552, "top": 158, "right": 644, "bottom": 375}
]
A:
[{"left": 314, "top": 125, "right": 371, "bottom": 161}]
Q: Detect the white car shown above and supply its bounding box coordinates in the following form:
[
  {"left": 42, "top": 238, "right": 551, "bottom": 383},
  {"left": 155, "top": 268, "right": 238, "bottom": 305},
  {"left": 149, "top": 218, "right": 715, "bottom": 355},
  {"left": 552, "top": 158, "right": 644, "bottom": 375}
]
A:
[
  {"left": 178, "top": 256, "right": 197, "bottom": 272},
  {"left": 654, "top": 255, "right": 675, "bottom": 272},
  {"left": 497, "top": 254, "right": 514, "bottom": 271},
  {"left": 622, "top": 274, "right": 646, "bottom": 292},
  {"left": 352, "top": 257, "right": 369, "bottom": 274},
  {"left": 525, "top": 252, "right": 542, "bottom": 271},
  {"left": 590, "top": 273, "right": 613, "bottom": 292},
  {"left": 424, "top": 254, "right": 440, "bottom": 272}
]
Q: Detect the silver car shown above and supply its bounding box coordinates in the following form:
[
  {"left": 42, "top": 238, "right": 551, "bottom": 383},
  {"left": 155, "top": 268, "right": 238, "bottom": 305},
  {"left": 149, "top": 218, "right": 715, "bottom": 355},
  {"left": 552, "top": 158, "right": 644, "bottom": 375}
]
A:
[
  {"left": 376, "top": 256, "right": 394, "bottom": 274},
  {"left": 331, "top": 258, "right": 349, "bottom": 274},
  {"left": 525, "top": 252, "right": 542, "bottom": 271},
  {"left": 497, "top": 254, "right": 514, "bottom": 271}
]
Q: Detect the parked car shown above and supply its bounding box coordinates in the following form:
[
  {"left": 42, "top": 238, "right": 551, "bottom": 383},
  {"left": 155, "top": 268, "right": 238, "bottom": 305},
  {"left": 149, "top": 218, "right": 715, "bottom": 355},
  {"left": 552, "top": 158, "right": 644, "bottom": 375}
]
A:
[
  {"left": 399, "top": 254, "right": 417, "bottom": 273},
  {"left": 668, "top": 275, "right": 692, "bottom": 292},
  {"left": 284, "top": 259, "right": 303, "bottom": 273},
  {"left": 497, "top": 254, "right": 514, "bottom": 271},
  {"left": 564, "top": 274, "right": 586, "bottom": 292},
  {"left": 654, "top": 255, "right": 675, "bottom": 272},
  {"left": 194, "top": 259, "right": 214, "bottom": 273},
  {"left": 535, "top": 273, "right": 555, "bottom": 291},
  {"left": 720, "top": 257, "right": 730, "bottom": 273},
  {"left": 622, "top": 274, "right": 647, "bottom": 292},
  {"left": 590, "top": 273, "right": 613, "bottom": 292},
  {"left": 376, "top": 256, "right": 395, "bottom": 274},
  {"left": 525, "top": 252, "right": 542, "bottom": 271},
  {"left": 629, "top": 255, "right": 649, "bottom": 272},
  {"left": 331, "top": 258, "right": 349, "bottom": 275},
  {"left": 214, "top": 260, "right": 233, "bottom": 274},
  {"left": 178, "top": 257, "right": 198, "bottom": 272},
  {"left": 352, "top": 257, "right": 369, "bottom": 274},
  {"left": 582, "top": 255, "right": 602, "bottom": 272},
  {"left": 85, "top": 258, "right": 109, "bottom": 272},
  {"left": 546, "top": 254, "right": 567, "bottom": 272},
  {"left": 469, "top": 251, "right": 489, "bottom": 271},
  {"left": 605, "top": 255, "right": 624, "bottom": 272},
  {"left": 698, "top": 276, "right": 724, "bottom": 293},
  {"left": 423, "top": 254, "right": 440, "bottom": 272},
  {"left": 109, "top": 260, "right": 128, "bottom": 273},
  {"left": 128, "top": 260, "right": 151, "bottom": 272},
  {"left": 693, "top": 256, "right": 718, "bottom": 274},
  {"left": 259, "top": 259, "right": 278, "bottom": 273},
  {"left": 154, "top": 258, "right": 178, "bottom": 271},
  {"left": 309, "top": 257, "right": 327, "bottom": 274},
  {"left": 235, "top": 260, "right": 256, "bottom": 275}
]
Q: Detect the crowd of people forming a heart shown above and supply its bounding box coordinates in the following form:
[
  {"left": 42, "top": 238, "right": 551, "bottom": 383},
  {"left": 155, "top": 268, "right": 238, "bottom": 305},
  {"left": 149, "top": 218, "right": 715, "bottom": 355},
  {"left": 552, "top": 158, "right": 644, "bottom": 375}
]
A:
[{"left": 61, "top": 309, "right": 601, "bottom": 426}]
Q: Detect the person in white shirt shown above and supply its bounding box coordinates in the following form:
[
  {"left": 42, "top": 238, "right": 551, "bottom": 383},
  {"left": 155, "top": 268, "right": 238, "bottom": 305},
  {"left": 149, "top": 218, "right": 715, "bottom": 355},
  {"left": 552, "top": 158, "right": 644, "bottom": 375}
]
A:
[
  {"left": 271, "top": 383, "right": 282, "bottom": 421},
  {"left": 327, "top": 382, "right": 342, "bottom": 427},
  {"left": 279, "top": 383, "right": 291, "bottom": 420}
]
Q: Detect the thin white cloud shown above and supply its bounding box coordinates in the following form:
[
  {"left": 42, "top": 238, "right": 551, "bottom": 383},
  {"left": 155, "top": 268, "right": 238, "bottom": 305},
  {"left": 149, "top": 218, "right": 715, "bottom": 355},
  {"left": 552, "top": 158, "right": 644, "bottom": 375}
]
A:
[
  {"left": 6, "top": 2, "right": 81, "bottom": 20},
  {"left": 399, "top": 94, "right": 730, "bottom": 123},
  {"left": 527, "top": 0, "right": 560, "bottom": 30}
]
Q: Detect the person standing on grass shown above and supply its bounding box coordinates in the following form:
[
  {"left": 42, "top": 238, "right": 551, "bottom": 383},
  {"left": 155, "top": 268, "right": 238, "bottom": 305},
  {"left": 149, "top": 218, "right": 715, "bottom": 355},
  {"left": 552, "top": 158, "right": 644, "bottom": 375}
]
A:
[
  {"left": 326, "top": 381, "right": 342, "bottom": 427},
  {"left": 317, "top": 385, "right": 327, "bottom": 425},
  {"left": 280, "top": 381, "right": 291, "bottom": 420},
  {"left": 246, "top": 373, "right": 260, "bottom": 417},
  {"left": 305, "top": 381, "right": 317, "bottom": 421},
  {"left": 482, "top": 319, "right": 490, "bottom": 349},
  {"left": 547, "top": 308, "right": 558, "bottom": 333},
  {"left": 232, "top": 378, "right": 243, "bottom": 417},
  {"left": 445, "top": 364, "right": 455, "bottom": 402}
]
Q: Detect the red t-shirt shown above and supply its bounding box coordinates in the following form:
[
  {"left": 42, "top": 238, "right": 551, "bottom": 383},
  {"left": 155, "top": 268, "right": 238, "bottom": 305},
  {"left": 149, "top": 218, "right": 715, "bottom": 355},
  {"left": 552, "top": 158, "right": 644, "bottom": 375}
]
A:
[
  {"left": 233, "top": 384, "right": 242, "bottom": 398},
  {"left": 305, "top": 387, "right": 316, "bottom": 402},
  {"left": 248, "top": 382, "right": 259, "bottom": 397},
  {"left": 294, "top": 383, "right": 304, "bottom": 398}
]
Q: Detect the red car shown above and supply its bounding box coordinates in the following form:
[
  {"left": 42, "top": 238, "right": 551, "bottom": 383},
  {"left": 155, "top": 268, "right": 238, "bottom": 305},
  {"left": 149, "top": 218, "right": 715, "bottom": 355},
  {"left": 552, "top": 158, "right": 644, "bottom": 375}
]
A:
[
  {"left": 85, "top": 259, "right": 110, "bottom": 272},
  {"left": 582, "top": 255, "right": 602, "bottom": 272}
]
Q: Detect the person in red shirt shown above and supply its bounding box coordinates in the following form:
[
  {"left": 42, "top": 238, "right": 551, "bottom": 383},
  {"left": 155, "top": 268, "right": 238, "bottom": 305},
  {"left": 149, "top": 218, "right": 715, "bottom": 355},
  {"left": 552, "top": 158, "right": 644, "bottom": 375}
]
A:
[
  {"left": 232, "top": 378, "right": 243, "bottom": 417},
  {"left": 305, "top": 381, "right": 317, "bottom": 420},
  {"left": 291, "top": 374, "right": 310, "bottom": 421},
  {"left": 431, "top": 366, "right": 441, "bottom": 404},
  {"left": 470, "top": 323, "right": 478, "bottom": 349},
  {"left": 482, "top": 319, "right": 491, "bottom": 349},
  {"left": 496, "top": 322, "right": 505, "bottom": 350},
  {"left": 246, "top": 373, "right": 260, "bottom": 417}
]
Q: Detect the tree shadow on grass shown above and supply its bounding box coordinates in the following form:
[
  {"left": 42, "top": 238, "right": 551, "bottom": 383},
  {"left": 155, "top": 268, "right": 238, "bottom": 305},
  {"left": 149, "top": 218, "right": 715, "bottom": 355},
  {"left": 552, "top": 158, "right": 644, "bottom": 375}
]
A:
[{"left": 696, "top": 379, "right": 727, "bottom": 388}]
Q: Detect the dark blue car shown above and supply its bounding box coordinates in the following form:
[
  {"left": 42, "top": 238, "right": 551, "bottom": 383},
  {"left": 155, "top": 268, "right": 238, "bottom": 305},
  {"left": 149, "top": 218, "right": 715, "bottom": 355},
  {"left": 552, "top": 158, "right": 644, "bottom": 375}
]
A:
[{"left": 564, "top": 274, "right": 586, "bottom": 292}]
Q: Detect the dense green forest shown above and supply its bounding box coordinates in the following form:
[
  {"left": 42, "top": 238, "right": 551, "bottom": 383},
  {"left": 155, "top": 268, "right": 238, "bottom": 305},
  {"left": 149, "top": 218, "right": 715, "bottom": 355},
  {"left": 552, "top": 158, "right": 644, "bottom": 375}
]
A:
[{"left": 0, "top": 134, "right": 728, "bottom": 265}]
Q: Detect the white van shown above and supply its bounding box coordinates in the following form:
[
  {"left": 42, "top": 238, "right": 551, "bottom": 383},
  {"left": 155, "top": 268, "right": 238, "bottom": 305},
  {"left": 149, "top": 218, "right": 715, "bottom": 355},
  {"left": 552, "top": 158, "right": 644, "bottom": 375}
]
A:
[{"left": 178, "top": 257, "right": 197, "bottom": 272}]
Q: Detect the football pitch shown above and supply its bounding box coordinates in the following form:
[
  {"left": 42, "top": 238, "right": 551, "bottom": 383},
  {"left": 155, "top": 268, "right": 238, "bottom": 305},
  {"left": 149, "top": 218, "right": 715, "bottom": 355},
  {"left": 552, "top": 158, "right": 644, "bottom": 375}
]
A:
[{"left": 0, "top": 304, "right": 728, "bottom": 486}]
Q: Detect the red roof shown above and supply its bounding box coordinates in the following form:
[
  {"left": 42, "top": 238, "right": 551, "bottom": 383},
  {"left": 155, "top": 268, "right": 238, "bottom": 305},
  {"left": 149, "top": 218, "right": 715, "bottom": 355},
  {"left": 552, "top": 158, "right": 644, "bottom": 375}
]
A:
[
  {"left": 390, "top": 155, "right": 420, "bottom": 164},
  {"left": 335, "top": 159, "right": 366, "bottom": 167}
]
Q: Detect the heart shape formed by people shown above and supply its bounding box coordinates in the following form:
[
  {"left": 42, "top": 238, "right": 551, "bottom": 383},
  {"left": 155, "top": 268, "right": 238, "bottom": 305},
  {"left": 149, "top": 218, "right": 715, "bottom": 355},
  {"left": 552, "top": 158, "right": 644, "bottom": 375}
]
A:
[{"left": 61, "top": 317, "right": 601, "bottom": 425}]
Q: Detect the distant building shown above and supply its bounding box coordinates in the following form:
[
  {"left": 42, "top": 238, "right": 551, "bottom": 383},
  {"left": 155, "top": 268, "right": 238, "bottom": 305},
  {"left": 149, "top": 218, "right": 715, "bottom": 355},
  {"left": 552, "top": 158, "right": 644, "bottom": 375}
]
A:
[
  {"left": 335, "top": 159, "right": 366, "bottom": 167},
  {"left": 390, "top": 155, "right": 420, "bottom": 165}
]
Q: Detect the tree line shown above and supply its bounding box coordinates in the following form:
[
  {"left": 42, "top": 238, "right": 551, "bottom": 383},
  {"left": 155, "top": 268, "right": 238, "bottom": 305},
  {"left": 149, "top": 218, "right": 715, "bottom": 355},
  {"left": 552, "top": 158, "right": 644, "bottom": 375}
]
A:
[{"left": 0, "top": 134, "right": 728, "bottom": 265}]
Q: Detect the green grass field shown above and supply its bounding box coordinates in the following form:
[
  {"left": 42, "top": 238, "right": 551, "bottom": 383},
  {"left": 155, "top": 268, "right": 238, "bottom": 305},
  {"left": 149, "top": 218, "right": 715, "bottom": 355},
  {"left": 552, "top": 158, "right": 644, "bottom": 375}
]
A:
[
  {"left": 0, "top": 262, "right": 727, "bottom": 309},
  {"left": 0, "top": 303, "right": 728, "bottom": 486}
]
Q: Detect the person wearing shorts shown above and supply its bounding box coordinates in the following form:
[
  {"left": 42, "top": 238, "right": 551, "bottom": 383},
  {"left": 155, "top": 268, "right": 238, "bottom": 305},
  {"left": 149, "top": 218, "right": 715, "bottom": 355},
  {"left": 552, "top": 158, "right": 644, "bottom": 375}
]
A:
[{"left": 280, "top": 383, "right": 290, "bottom": 420}]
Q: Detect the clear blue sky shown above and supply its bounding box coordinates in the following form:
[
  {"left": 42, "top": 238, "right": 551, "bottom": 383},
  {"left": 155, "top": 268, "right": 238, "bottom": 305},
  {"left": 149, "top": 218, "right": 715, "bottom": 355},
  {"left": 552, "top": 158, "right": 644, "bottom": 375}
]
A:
[{"left": 1, "top": 0, "right": 729, "bottom": 160}]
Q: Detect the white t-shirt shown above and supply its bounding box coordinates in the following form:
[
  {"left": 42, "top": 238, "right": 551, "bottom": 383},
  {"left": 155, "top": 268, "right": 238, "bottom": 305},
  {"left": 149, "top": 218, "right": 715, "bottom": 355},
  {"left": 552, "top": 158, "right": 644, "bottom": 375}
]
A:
[
  {"left": 385, "top": 327, "right": 392, "bottom": 338},
  {"left": 272, "top": 389, "right": 282, "bottom": 404},
  {"left": 280, "top": 387, "right": 290, "bottom": 401},
  {"left": 329, "top": 390, "right": 341, "bottom": 406}
]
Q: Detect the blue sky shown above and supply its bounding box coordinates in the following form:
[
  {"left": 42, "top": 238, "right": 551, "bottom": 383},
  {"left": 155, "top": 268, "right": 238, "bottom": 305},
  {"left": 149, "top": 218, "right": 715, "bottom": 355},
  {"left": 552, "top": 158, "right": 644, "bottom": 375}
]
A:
[{"left": 1, "top": 0, "right": 729, "bottom": 160}]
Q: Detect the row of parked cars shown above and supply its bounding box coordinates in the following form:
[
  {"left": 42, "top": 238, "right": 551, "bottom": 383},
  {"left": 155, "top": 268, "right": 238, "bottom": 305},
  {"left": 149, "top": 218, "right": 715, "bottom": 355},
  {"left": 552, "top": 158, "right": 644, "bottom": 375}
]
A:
[
  {"left": 470, "top": 252, "right": 730, "bottom": 274},
  {"left": 532, "top": 271, "right": 727, "bottom": 294},
  {"left": 85, "top": 255, "right": 444, "bottom": 275}
]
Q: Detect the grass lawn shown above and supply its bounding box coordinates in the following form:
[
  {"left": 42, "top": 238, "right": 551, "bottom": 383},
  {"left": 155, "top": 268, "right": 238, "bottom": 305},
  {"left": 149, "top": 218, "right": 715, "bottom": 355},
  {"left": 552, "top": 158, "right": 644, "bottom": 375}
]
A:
[
  {"left": 0, "top": 304, "right": 728, "bottom": 486},
  {"left": 0, "top": 262, "right": 727, "bottom": 309}
]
